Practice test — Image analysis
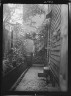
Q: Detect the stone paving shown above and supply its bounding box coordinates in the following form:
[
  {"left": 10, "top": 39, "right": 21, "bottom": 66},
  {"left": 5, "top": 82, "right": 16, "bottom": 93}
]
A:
[{"left": 15, "top": 66, "right": 59, "bottom": 91}]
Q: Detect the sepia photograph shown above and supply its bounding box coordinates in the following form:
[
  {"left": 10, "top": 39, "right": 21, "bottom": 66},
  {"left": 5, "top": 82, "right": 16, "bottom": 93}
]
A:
[{"left": 2, "top": 4, "right": 68, "bottom": 92}]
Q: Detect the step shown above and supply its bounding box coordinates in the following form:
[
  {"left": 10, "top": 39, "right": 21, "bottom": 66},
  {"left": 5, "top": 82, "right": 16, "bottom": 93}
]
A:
[{"left": 38, "top": 73, "right": 46, "bottom": 77}]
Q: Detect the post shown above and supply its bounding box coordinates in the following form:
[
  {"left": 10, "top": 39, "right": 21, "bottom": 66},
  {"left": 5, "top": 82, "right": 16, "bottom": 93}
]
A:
[{"left": 11, "top": 30, "right": 13, "bottom": 48}]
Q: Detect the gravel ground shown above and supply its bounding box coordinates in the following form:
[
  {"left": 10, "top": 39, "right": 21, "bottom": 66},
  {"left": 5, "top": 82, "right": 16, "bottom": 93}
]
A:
[{"left": 15, "top": 66, "right": 59, "bottom": 91}]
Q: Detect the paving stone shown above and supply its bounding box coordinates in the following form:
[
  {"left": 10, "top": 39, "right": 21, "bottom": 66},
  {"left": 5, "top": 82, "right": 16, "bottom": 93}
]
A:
[{"left": 15, "top": 66, "right": 59, "bottom": 91}]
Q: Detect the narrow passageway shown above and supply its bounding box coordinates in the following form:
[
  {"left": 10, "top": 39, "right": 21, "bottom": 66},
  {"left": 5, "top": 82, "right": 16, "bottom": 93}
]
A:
[
  {"left": 15, "top": 66, "right": 59, "bottom": 91},
  {"left": 3, "top": 4, "right": 68, "bottom": 92}
]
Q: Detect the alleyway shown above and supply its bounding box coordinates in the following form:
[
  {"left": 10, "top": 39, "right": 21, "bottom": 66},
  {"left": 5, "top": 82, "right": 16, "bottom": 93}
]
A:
[
  {"left": 15, "top": 66, "right": 59, "bottom": 91},
  {"left": 3, "top": 4, "right": 68, "bottom": 92}
]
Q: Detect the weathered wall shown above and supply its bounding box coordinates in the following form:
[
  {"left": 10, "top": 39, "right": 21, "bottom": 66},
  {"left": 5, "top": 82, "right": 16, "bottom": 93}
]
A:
[
  {"left": 60, "top": 4, "right": 68, "bottom": 91},
  {"left": 49, "top": 4, "right": 61, "bottom": 85},
  {"left": 3, "top": 25, "right": 11, "bottom": 56},
  {"left": 49, "top": 4, "right": 68, "bottom": 91}
]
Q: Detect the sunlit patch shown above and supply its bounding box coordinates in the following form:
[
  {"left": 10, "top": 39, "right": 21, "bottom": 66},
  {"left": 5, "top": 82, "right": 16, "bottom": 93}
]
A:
[
  {"left": 7, "top": 4, "right": 16, "bottom": 8},
  {"left": 44, "top": 4, "right": 48, "bottom": 10}
]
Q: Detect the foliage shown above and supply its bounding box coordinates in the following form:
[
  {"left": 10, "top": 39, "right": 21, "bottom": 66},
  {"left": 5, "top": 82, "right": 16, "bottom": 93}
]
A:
[
  {"left": 3, "top": 44, "right": 25, "bottom": 76},
  {"left": 3, "top": 58, "right": 13, "bottom": 76}
]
